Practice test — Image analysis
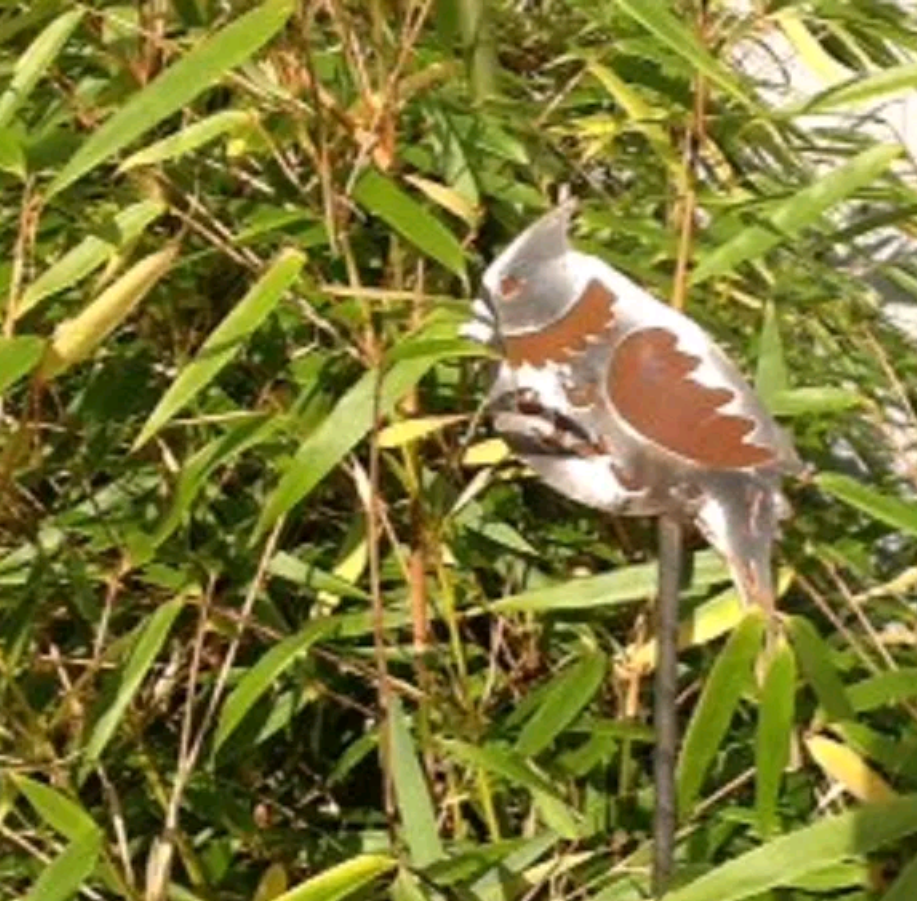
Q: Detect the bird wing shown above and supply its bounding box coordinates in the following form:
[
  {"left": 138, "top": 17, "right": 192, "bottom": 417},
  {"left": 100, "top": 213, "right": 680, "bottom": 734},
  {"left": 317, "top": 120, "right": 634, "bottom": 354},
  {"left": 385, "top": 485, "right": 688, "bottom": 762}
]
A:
[
  {"left": 564, "top": 255, "right": 801, "bottom": 474},
  {"left": 606, "top": 326, "right": 780, "bottom": 470}
]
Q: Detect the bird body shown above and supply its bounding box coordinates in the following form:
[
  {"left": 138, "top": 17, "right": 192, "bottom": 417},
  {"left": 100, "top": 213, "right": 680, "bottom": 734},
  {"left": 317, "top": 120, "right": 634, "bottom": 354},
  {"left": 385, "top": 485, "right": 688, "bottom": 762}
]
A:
[{"left": 464, "top": 202, "right": 801, "bottom": 611}]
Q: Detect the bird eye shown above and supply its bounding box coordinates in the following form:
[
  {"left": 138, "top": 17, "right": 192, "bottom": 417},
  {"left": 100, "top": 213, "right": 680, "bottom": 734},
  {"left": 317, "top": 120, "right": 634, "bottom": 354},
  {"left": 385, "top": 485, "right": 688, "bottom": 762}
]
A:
[{"left": 499, "top": 274, "right": 525, "bottom": 300}]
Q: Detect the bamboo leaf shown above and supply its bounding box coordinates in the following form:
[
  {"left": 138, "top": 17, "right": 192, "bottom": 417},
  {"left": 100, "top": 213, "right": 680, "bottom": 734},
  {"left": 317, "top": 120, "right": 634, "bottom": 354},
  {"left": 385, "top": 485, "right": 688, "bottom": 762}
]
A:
[
  {"left": 0, "top": 10, "right": 84, "bottom": 129},
  {"left": 804, "top": 61, "right": 917, "bottom": 113},
  {"left": 848, "top": 669, "right": 917, "bottom": 712},
  {"left": 80, "top": 597, "right": 185, "bottom": 777},
  {"left": 22, "top": 827, "right": 102, "bottom": 901},
  {"left": 255, "top": 342, "right": 452, "bottom": 536},
  {"left": 787, "top": 615, "right": 856, "bottom": 723},
  {"left": 270, "top": 855, "right": 396, "bottom": 901},
  {"left": 18, "top": 199, "right": 167, "bottom": 319},
  {"left": 133, "top": 248, "right": 304, "bottom": 449},
  {"left": 0, "top": 335, "right": 44, "bottom": 394},
  {"left": 390, "top": 696, "right": 444, "bottom": 867},
  {"left": 377, "top": 414, "right": 466, "bottom": 448},
  {"left": 768, "top": 387, "right": 863, "bottom": 417},
  {"left": 665, "top": 795, "right": 917, "bottom": 901},
  {"left": 12, "top": 776, "right": 97, "bottom": 840},
  {"left": 119, "top": 109, "right": 254, "bottom": 170},
  {"left": 516, "top": 652, "right": 606, "bottom": 757},
  {"left": 491, "top": 550, "right": 729, "bottom": 613},
  {"left": 756, "top": 637, "right": 797, "bottom": 836},
  {"left": 462, "top": 437, "right": 510, "bottom": 466},
  {"left": 40, "top": 244, "right": 179, "bottom": 380},
  {"left": 805, "top": 734, "right": 896, "bottom": 802},
  {"left": 440, "top": 739, "right": 581, "bottom": 837},
  {"left": 614, "top": 0, "right": 756, "bottom": 109},
  {"left": 677, "top": 611, "right": 766, "bottom": 817},
  {"left": 213, "top": 618, "right": 335, "bottom": 753},
  {"left": 253, "top": 863, "right": 289, "bottom": 901},
  {"left": 353, "top": 168, "right": 466, "bottom": 278},
  {"left": 816, "top": 472, "right": 917, "bottom": 537},
  {"left": 692, "top": 145, "right": 901, "bottom": 283},
  {"left": 585, "top": 60, "right": 679, "bottom": 174},
  {"left": 48, "top": 0, "right": 293, "bottom": 196},
  {"left": 775, "top": 10, "right": 850, "bottom": 85},
  {"left": 755, "top": 302, "right": 789, "bottom": 406},
  {"left": 0, "top": 126, "right": 26, "bottom": 178}
]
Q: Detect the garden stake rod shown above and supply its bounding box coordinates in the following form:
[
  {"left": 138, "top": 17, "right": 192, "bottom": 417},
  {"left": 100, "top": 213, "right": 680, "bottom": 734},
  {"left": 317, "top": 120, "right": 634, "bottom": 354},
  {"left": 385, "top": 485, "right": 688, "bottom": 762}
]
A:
[
  {"left": 463, "top": 201, "right": 800, "bottom": 894},
  {"left": 653, "top": 514, "right": 682, "bottom": 896}
]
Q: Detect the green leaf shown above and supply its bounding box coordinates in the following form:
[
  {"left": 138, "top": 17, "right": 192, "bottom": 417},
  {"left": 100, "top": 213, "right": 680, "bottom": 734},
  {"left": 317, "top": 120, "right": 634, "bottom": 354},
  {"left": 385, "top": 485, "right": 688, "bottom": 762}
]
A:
[
  {"left": 389, "top": 696, "right": 444, "bottom": 867},
  {"left": 213, "top": 618, "right": 335, "bottom": 753},
  {"left": 270, "top": 855, "right": 396, "bottom": 901},
  {"left": 787, "top": 615, "right": 856, "bottom": 722},
  {"left": 491, "top": 550, "right": 728, "bottom": 613},
  {"left": 665, "top": 795, "right": 917, "bottom": 901},
  {"left": 768, "top": 387, "right": 863, "bottom": 417},
  {"left": 848, "top": 669, "right": 917, "bottom": 712},
  {"left": 516, "top": 651, "right": 606, "bottom": 757},
  {"left": 756, "top": 637, "right": 796, "bottom": 837},
  {"left": 804, "top": 61, "right": 917, "bottom": 113},
  {"left": 0, "top": 336, "right": 44, "bottom": 394},
  {"left": 677, "top": 611, "right": 766, "bottom": 817},
  {"left": 133, "top": 248, "right": 304, "bottom": 449},
  {"left": 440, "top": 739, "right": 581, "bottom": 838},
  {"left": 119, "top": 109, "right": 254, "bottom": 170},
  {"left": 80, "top": 597, "right": 185, "bottom": 778},
  {"left": 353, "top": 168, "right": 466, "bottom": 278},
  {"left": 614, "top": 0, "right": 756, "bottom": 109},
  {"left": 267, "top": 551, "right": 371, "bottom": 600},
  {"left": 18, "top": 199, "right": 167, "bottom": 319},
  {"left": 48, "top": 0, "right": 293, "bottom": 196},
  {"left": 755, "top": 302, "right": 789, "bottom": 406},
  {"left": 23, "top": 827, "right": 102, "bottom": 901},
  {"left": 12, "top": 775, "right": 97, "bottom": 840},
  {"left": 0, "top": 127, "right": 26, "bottom": 178},
  {"left": 816, "top": 472, "right": 917, "bottom": 537},
  {"left": 0, "top": 10, "right": 84, "bottom": 129},
  {"left": 469, "top": 834, "right": 559, "bottom": 901},
  {"left": 137, "top": 413, "right": 280, "bottom": 561},
  {"left": 585, "top": 60, "right": 679, "bottom": 175},
  {"left": 255, "top": 348, "right": 447, "bottom": 536},
  {"left": 692, "top": 144, "right": 901, "bottom": 283}
]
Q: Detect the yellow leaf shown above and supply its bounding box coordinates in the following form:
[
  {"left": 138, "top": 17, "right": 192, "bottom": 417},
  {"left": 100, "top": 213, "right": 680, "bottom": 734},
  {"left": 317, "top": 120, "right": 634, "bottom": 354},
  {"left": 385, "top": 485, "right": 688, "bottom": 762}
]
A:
[
  {"left": 377, "top": 414, "right": 466, "bottom": 448},
  {"left": 403, "top": 173, "right": 479, "bottom": 227},
  {"left": 629, "top": 569, "right": 794, "bottom": 671},
  {"left": 252, "top": 863, "right": 287, "bottom": 901},
  {"left": 462, "top": 437, "right": 510, "bottom": 466},
  {"left": 586, "top": 60, "right": 679, "bottom": 176},
  {"left": 40, "top": 244, "right": 179, "bottom": 379},
  {"left": 318, "top": 528, "right": 367, "bottom": 610},
  {"left": 775, "top": 10, "right": 851, "bottom": 87},
  {"left": 805, "top": 734, "right": 896, "bottom": 802}
]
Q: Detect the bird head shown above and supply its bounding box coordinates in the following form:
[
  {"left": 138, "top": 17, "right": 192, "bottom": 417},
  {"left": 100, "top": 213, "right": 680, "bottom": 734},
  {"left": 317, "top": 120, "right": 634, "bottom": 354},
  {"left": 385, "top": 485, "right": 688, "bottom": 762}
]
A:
[{"left": 469, "top": 200, "right": 582, "bottom": 341}]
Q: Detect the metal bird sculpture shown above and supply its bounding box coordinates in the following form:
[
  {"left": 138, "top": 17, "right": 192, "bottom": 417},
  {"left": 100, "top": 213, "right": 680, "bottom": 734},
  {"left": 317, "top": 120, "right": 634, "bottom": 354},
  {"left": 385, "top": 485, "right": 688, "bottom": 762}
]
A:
[{"left": 463, "top": 200, "right": 800, "bottom": 894}]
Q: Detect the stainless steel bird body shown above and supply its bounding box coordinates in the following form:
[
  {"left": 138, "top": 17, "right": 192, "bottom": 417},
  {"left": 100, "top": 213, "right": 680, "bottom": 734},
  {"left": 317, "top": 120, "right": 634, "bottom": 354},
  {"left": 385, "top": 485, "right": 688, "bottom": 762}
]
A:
[{"left": 464, "top": 202, "right": 800, "bottom": 610}]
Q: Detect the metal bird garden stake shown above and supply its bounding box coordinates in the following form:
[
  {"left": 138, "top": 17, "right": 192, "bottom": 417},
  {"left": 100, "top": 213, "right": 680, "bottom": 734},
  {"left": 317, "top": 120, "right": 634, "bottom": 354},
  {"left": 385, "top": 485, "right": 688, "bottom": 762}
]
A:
[{"left": 463, "top": 201, "right": 800, "bottom": 896}]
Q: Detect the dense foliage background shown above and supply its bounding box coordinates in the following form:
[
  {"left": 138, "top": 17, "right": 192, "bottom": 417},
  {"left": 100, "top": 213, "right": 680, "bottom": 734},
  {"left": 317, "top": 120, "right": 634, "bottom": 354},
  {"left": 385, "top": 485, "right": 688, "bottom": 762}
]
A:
[{"left": 4, "top": 1, "right": 917, "bottom": 899}]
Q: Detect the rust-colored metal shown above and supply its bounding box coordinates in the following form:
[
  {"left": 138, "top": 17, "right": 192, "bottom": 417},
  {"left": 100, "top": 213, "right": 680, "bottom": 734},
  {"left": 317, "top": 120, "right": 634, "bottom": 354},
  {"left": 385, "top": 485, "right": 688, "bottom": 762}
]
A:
[
  {"left": 608, "top": 328, "right": 775, "bottom": 469},
  {"left": 505, "top": 279, "right": 616, "bottom": 368}
]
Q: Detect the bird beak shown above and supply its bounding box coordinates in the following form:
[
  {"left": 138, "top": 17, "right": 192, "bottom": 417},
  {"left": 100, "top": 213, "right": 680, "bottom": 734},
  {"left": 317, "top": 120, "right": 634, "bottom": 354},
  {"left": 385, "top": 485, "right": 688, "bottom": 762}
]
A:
[{"left": 459, "top": 298, "right": 497, "bottom": 345}]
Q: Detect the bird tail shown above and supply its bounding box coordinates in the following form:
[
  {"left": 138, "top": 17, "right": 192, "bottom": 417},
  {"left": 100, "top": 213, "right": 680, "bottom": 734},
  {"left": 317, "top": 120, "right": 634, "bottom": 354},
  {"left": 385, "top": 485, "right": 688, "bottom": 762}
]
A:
[{"left": 694, "top": 477, "right": 788, "bottom": 614}]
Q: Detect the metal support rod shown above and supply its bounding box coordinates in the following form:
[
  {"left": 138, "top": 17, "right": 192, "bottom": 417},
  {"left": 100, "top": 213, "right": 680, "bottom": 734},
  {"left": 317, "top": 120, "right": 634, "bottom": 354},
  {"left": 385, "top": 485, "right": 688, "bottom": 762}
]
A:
[{"left": 653, "top": 514, "right": 683, "bottom": 897}]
